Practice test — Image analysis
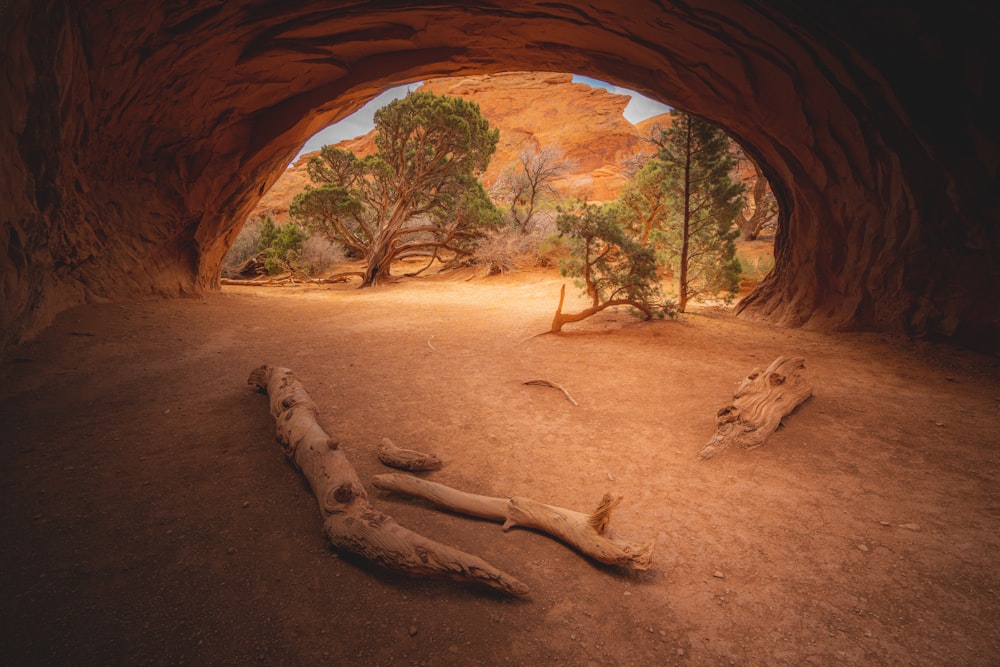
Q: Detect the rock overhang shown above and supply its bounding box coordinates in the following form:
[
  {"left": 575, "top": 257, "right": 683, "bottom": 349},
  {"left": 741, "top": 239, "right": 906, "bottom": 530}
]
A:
[{"left": 1, "top": 1, "right": 997, "bottom": 350}]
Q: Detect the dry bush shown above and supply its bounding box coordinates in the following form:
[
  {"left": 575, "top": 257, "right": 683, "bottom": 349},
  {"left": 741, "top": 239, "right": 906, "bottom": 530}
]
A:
[
  {"left": 736, "top": 249, "right": 775, "bottom": 281},
  {"left": 297, "top": 236, "right": 345, "bottom": 275},
  {"left": 473, "top": 213, "right": 567, "bottom": 274},
  {"left": 223, "top": 217, "right": 264, "bottom": 269}
]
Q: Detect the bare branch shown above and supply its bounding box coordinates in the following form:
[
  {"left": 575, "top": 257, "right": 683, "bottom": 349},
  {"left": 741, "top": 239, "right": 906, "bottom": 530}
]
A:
[
  {"left": 372, "top": 473, "right": 655, "bottom": 570},
  {"left": 523, "top": 379, "right": 579, "bottom": 406}
]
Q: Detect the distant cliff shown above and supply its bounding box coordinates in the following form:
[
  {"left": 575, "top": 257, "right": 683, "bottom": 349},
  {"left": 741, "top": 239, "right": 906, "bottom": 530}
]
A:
[{"left": 253, "top": 72, "right": 669, "bottom": 222}]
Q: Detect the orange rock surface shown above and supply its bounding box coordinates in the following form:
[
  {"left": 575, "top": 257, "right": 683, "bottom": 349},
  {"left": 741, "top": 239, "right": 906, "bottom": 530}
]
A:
[{"left": 254, "top": 72, "right": 657, "bottom": 222}]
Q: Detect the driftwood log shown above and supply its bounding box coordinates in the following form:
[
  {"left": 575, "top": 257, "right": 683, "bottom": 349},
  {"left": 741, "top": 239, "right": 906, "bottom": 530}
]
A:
[
  {"left": 372, "top": 472, "right": 654, "bottom": 571},
  {"left": 221, "top": 274, "right": 352, "bottom": 286},
  {"left": 222, "top": 252, "right": 267, "bottom": 279},
  {"left": 699, "top": 356, "right": 813, "bottom": 460},
  {"left": 377, "top": 437, "right": 443, "bottom": 471},
  {"left": 248, "top": 365, "right": 528, "bottom": 596}
]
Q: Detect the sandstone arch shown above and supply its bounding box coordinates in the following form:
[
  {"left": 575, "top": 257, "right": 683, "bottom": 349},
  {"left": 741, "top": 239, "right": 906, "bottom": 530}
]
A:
[{"left": 2, "top": 2, "right": 997, "bottom": 349}]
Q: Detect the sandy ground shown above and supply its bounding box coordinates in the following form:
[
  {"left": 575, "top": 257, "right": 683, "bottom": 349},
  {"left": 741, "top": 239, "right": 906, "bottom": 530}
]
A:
[{"left": 2, "top": 269, "right": 999, "bottom": 666}]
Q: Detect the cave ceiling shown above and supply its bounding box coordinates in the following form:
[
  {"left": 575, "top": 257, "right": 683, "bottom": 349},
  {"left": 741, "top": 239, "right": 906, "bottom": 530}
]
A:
[{"left": 1, "top": 1, "right": 997, "bottom": 350}]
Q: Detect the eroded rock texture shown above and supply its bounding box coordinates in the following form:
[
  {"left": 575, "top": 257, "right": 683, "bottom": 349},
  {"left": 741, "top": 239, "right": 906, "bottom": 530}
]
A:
[
  {"left": 255, "top": 72, "right": 657, "bottom": 222},
  {"left": 2, "top": 1, "right": 998, "bottom": 349}
]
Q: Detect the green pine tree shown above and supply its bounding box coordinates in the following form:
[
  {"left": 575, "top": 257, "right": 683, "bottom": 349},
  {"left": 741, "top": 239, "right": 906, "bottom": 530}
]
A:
[
  {"left": 255, "top": 216, "right": 279, "bottom": 254},
  {"left": 254, "top": 215, "right": 306, "bottom": 275},
  {"left": 648, "top": 111, "right": 744, "bottom": 312}
]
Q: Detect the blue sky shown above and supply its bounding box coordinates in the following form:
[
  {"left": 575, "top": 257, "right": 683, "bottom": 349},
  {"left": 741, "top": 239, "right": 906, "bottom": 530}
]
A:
[
  {"left": 572, "top": 76, "right": 672, "bottom": 123},
  {"left": 295, "top": 75, "right": 671, "bottom": 158}
]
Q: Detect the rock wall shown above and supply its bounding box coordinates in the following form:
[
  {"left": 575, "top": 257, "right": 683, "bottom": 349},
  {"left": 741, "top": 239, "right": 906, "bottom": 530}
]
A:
[{"left": 2, "top": 1, "right": 998, "bottom": 349}]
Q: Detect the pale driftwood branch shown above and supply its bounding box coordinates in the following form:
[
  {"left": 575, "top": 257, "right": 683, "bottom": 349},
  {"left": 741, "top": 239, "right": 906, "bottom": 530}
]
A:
[
  {"left": 699, "top": 356, "right": 813, "bottom": 460},
  {"left": 377, "top": 437, "right": 443, "bottom": 471},
  {"left": 523, "top": 379, "right": 579, "bottom": 406},
  {"left": 372, "top": 473, "right": 654, "bottom": 571},
  {"left": 248, "top": 365, "right": 528, "bottom": 596},
  {"left": 221, "top": 276, "right": 280, "bottom": 286},
  {"left": 221, "top": 273, "right": 354, "bottom": 287}
]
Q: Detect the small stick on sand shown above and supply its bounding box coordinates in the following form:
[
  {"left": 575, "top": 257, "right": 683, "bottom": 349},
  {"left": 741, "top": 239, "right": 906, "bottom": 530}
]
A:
[{"left": 523, "top": 379, "right": 578, "bottom": 406}]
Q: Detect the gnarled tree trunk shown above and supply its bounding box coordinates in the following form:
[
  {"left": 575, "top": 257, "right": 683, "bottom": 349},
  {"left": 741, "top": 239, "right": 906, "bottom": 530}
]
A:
[{"left": 549, "top": 284, "right": 652, "bottom": 333}]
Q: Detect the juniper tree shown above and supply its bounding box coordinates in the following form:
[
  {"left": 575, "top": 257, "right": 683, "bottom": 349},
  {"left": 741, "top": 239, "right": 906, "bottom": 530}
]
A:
[
  {"left": 732, "top": 143, "right": 779, "bottom": 241},
  {"left": 289, "top": 91, "right": 501, "bottom": 286},
  {"left": 548, "top": 202, "right": 672, "bottom": 333}
]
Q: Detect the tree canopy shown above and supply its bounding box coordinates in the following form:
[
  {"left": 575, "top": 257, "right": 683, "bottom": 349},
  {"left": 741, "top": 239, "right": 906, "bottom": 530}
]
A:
[
  {"left": 548, "top": 202, "right": 672, "bottom": 332},
  {"left": 289, "top": 91, "right": 501, "bottom": 286},
  {"left": 630, "top": 110, "right": 745, "bottom": 311}
]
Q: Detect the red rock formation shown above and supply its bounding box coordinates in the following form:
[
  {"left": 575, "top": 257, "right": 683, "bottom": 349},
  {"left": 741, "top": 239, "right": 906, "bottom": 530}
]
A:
[
  {"left": 422, "top": 72, "right": 644, "bottom": 201},
  {"left": 2, "top": 2, "right": 998, "bottom": 349},
  {"left": 256, "top": 72, "right": 650, "bottom": 223}
]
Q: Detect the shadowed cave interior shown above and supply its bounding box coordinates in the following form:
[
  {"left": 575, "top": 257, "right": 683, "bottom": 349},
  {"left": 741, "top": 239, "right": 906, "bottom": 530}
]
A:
[
  {"left": 1, "top": 1, "right": 998, "bottom": 351},
  {"left": 2, "top": 3, "right": 1000, "bottom": 666}
]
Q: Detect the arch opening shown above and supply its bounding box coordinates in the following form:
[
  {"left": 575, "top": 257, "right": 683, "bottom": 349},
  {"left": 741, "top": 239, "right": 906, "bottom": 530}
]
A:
[{"left": 229, "top": 71, "right": 778, "bottom": 303}]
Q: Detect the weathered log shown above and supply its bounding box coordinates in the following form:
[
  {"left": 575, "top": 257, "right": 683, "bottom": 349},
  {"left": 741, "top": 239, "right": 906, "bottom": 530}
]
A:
[
  {"left": 248, "top": 365, "right": 528, "bottom": 596},
  {"left": 699, "top": 356, "right": 813, "bottom": 460},
  {"left": 221, "top": 276, "right": 282, "bottom": 286},
  {"left": 221, "top": 273, "right": 353, "bottom": 286},
  {"left": 222, "top": 252, "right": 268, "bottom": 279},
  {"left": 377, "top": 437, "right": 443, "bottom": 471},
  {"left": 372, "top": 472, "right": 655, "bottom": 571}
]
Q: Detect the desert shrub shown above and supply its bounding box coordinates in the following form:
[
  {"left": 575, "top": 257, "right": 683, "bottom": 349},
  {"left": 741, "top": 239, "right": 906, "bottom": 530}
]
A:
[
  {"left": 222, "top": 215, "right": 344, "bottom": 277},
  {"left": 232, "top": 216, "right": 306, "bottom": 275},
  {"left": 527, "top": 211, "right": 568, "bottom": 267},
  {"left": 472, "top": 211, "right": 566, "bottom": 274},
  {"left": 736, "top": 250, "right": 775, "bottom": 281},
  {"left": 260, "top": 221, "right": 305, "bottom": 274},
  {"left": 537, "top": 232, "right": 570, "bottom": 267},
  {"left": 473, "top": 227, "right": 538, "bottom": 274},
  {"left": 222, "top": 217, "right": 265, "bottom": 269},
  {"left": 297, "top": 235, "right": 345, "bottom": 275}
]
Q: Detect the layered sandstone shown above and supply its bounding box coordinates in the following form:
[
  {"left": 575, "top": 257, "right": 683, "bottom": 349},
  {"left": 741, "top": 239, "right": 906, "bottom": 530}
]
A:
[
  {"left": 2, "top": 1, "right": 998, "bottom": 349},
  {"left": 255, "top": 72, "right": 652, "bottom": 222},
  {"left": 422, "top": 73, "right": 643, "bottom": 201}
]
